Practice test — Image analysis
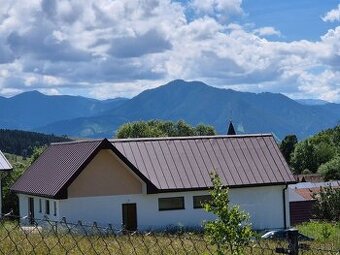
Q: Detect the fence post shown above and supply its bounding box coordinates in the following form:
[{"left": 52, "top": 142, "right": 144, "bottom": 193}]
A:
[{"left": 287, "top": 229, "right": 299, "bottom": 255}]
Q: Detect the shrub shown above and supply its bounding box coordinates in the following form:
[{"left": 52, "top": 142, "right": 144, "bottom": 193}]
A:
[
  {"left": 203, "top": 173, "right": 253, "bottom": 255},
  {"left": 312, "top": 186, "right": 340, "bottom": 221}
]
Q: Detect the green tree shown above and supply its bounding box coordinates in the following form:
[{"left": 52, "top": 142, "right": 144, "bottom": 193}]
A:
[
  {"left": 115, "top": 120, "right": 216, "bottom": 138},
  {"left": 290, "top": 140, "right": 318, "bottom": 174},
  {"left": 279, "top": 135, "right": 298, "bottom": 165},
  {"left": 331, "top": 125, "right": 340, "bottom": 148},
  {"left": 0, "top": 129, "right": 70, "bottom": 157},
  {"left": 318, "top": 156, "right": 340, "bottom": 181},
  {"left": 204, "top": 173, "right": 253, "bottom": 255},
  {"left": 315, "top": 142, "right": 336, "bottom": 166},
  {"left": 312, "top": 186, "right": 340, "bottom": 221},
  {"left": 195, "top": 124, "right": 216, "bottom": 136}
]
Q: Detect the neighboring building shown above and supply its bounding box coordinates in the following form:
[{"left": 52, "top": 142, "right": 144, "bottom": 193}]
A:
[
  {"left": 294, "top": 174, "right": 324, "bottom": 183},
  {"left": 0, "top": 150, "right": 13, "bottom": 215},
  {"left": 289, "top": 181, "right": 340, "bottom": 225},
  {"left": 12, "top": 134, "right": 295, "bottom": 230}
]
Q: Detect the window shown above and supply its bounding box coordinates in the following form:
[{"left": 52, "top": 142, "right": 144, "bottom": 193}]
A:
[
  {"left": 53, "top": 201, "right": 57, "bottom": 216},
  {"left": 45, "top": 200, "right": 50, "bottom": 215},
  {"left": 193, "top": 195, "right": 211, "bottom": 209},
  {"left": 158, "top": 197, "right": 184, "bottom": 211},
  {"left": 39, "top": 199, "right": 42, "bottom": 213}
]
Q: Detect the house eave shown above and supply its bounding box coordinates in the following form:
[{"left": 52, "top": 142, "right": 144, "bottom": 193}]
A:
[{"left": 152, "top": 181, "right": 297, "bottom": 194}]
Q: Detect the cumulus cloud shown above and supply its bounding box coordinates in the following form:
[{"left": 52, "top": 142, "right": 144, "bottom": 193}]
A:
[
  {"left": 0, "top": 0, "right": 339, "bottom": 102},
  {"left": 191, "top": 0, "right": 243, "bottom": 15},
  {"left": 322, "top": 4, "right": 340, "bottom": 22},
  {"left": 253, "top": 27, "right": 281, "bottom": 37}
]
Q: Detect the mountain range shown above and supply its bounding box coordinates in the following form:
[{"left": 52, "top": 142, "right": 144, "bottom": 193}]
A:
[{"left": 1, "top": 80, "right": 339, "bottom": 140}]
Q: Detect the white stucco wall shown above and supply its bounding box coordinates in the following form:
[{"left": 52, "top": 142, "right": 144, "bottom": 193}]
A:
[
  {"left": 58, "top": 185, "right": 287, "bottom": 230},
  {"left": 18, "top": 194, "right": 60, "bottom": 224},
  {"left": 18, "top": 185, "right": 288, "bottom": 230}
]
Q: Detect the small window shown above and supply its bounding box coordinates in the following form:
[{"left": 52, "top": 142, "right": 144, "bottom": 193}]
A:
[
  {"left": 39, "top": 199, "right": 42, "bottom": 213},
  {"left": 159, "top": 197, "right": 184, "bottom": 211},
  {"left": 193, "top": 195, "right": 211, "bottom": 209},
  {"left": 45, "top": 200, "right": 50, "bottom": 215},
  {"left": 53, "top": 201, "right": 57, "bottom": 216}
]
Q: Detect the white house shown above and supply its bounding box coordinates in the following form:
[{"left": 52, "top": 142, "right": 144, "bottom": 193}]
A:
[
  {"left": 0, "top": 150, "right": 13, "bottom": 215},
  {"left": 11, "top": 134, "right": 296, "bottom": 230}
]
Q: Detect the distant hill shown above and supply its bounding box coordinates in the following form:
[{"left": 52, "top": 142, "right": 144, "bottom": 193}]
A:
[
  {"left": 0, "top": 91, "right": 128, "bottom": 130},
  {"left": 36, "top": 80, "right": 340, "bottom": 140},
  {"left": 0, "top": 129, "right": 71, "bottom": 157}
]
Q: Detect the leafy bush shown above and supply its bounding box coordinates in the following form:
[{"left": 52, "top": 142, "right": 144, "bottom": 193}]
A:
[
  {"left": 318, "top": 156, "right": 340, "bottom": 181},
  {"left": 312, "top": 186, "right": 340, "bottom": 221},
  {"left": 203, "top": 173, "right": 253, "bottom": 255},
  {"left": 297, "top": 221, "right": 340, "bottom": 244}
]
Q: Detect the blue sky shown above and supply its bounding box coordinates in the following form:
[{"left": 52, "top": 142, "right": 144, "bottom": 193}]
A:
[{"left": 0, "top": 0, "right": 339, "bottom": 102}]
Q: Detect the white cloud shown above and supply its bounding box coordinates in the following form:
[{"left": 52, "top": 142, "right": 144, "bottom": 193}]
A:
[
  {"left": 191, "top": 0, "right": 243, "bottom": 20},
  {"left": 322, "top": 4, "right": 340, "bottom": 22},
  {"left": 0, "top": 0, "right": 339, "bottom": 102},
  {"left": 297, "top": 70, "right": 340, "bottom": 102},
  {"left": 253, "top": 27, "right": 281, "bottom": 37}
]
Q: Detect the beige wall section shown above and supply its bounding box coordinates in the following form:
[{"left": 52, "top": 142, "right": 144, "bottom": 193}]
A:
[{"left": 68, "top": 149, "right": 143, "bottom": 198}]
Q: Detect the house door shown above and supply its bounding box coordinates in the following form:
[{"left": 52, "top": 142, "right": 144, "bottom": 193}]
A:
[
  {"left": 28, "top": 197, "right": 34, "bottom": 225},
  {"left": 122, "top": 203, "right": 137, "bottom": 231}
]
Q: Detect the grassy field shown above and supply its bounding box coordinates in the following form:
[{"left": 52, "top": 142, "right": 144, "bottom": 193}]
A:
[
  {"left": 296, "top": 221, "right": 340, "bottom": 251},
  {"left": 0, "top": 220, "right": 339, "bottom": 255}
]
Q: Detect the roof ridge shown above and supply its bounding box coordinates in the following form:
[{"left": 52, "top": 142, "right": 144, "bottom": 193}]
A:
[
  {"left": 110, "top": 133, "right": 273, "bottom": 143},
  {"left": 49, "top": 134, "right": 273, "bottom": 146},
  {"left": 51, "top": 139, "right": 103, "bottom": 145}
]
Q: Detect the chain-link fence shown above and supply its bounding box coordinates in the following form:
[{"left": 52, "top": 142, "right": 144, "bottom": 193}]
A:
[{"left": 0, "top": 214, "right": 339, "bottom": 255}]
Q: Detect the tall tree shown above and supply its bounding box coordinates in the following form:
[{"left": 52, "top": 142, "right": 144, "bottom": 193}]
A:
[
  {"left": 279, "top": 135, "right": 298, "bottom": 165},
  {"left": 115, "top": 120, "right": 216, "bottom": 138},
  {"left": 318, "top": 156, "right": 340, "bottom": 181},
  {"left": 290, "top": 140, "right": 319, "bottom": 174}
]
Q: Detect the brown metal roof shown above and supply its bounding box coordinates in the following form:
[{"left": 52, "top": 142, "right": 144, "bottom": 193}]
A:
[
  {"left": 11, "top": 139, "right": 106, "bottom": 198},
  {"left": 11, "top": 134, "right": 296, "bottom": 199},
  {"left": 111, "top": 134, "right": 296, "bottom": 191}
]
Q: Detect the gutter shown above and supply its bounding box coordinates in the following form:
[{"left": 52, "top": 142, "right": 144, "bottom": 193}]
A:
[{"left": 283, "top": 185, "right": 288, "bottom": 229}]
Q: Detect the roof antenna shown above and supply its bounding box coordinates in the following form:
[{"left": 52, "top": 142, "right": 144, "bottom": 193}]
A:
[{"left": 227, "top": 109, "right": 236, "bottom": 135}]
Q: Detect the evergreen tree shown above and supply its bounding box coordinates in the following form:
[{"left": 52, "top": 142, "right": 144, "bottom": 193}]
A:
[{"left": 279, "top": 135, "right": 298, "bottom": 165}]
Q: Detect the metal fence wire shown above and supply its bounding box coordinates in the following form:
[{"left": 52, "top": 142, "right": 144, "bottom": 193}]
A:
[{"left": 0, "top": 214, "right": 338, "bottom": 255}]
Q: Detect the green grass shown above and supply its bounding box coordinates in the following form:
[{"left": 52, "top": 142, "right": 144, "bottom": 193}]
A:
[
  {"left": 296, "top": 221, "right": 340, "bottom": 250},
  {"left": 0, "top": 221, "right": 280, "bottom": 255},
  {"left": 0, "top": 220, "right": 339, "bottom": 255}
]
